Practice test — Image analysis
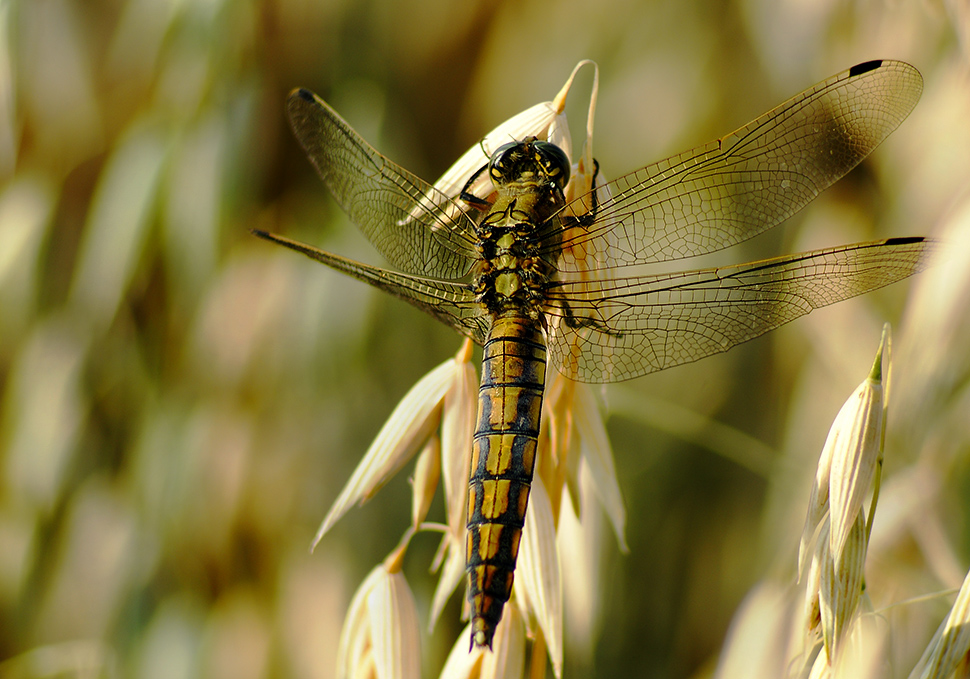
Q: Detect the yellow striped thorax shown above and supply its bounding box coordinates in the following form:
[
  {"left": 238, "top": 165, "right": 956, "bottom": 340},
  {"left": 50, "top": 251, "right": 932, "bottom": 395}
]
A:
[{"left": 474, "top": 138, "right": 570, "bottom": 317}]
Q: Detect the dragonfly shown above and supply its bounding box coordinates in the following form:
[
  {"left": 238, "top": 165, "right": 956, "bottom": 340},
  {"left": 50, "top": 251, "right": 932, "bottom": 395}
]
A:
[{"left": 255, "top": 59, "right": 931, "bottom": 649}]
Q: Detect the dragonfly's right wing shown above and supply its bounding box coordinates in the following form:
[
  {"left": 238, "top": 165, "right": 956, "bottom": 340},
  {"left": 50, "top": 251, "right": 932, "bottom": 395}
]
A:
[
  {"left": 543, "top": 237, "right": 934, "bottom": 383},
  {"left": 287, "top": 89, "right": 481, "bottom": 280},
  {"left": 549, "top": 60, "right": 923, "bottom": 272},
  {"left": 252, "top": 229, "right": 488, "bottom": 343}
]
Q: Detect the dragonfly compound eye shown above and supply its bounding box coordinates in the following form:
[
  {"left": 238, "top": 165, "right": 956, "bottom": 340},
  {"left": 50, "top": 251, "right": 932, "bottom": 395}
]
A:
[
  {"left": 488, "top": 141, "right": 523, "bottom": 185},
  {"left": 488, "top": 139, "right": 571, "bottom": 188},
  {"left": 532, "top": 140, "right": 570, "bottom": 188}
]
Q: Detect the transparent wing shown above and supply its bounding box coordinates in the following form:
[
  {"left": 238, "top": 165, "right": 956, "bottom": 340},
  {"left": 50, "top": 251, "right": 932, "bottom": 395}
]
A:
[
  {"left": 287, "top": 89, "right": 481, "bottom": 279},
  {"left": 547, "top": 60, "right": 923, "bottom": 272},
  {"left": 252, "top": 230, "right": 488, "bottom": 343},
  {"left": 544, "top": 237, "right": 934, "bottom": 383}
]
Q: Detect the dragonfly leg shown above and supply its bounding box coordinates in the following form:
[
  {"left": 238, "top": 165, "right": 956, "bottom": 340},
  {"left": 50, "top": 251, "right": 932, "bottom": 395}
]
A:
[
  {"left": 556, "top": 296, "right": 621, "bottom": 336},
  {"left": 459, "top": 162, "right": 493, "bottom": 210},
  {"left": 574, "top": 158, "right": 601, "bottom": 227}
]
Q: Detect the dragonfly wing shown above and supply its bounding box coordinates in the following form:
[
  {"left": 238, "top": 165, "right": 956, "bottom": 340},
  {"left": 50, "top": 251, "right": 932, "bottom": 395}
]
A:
[
  {"left": 287, "top": 89, "right": 481, "bottom": 279},
  {"left": 549, "top": 60, "right": 923, "bottom": 272},
  {"left": 253, "top": 230, "right": 488, "bottom": 343},
  {"left": 544, "top": 237, "right": 934, "bottom": 383}
]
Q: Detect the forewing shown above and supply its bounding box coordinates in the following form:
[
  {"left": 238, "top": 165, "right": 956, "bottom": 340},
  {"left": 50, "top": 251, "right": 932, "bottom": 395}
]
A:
[
  {"left": 549, "top": 60, "right": 923, "bottom": 272},
  {"left": 544, "top": 237, "right": 934, "bottom": 383},
  {"left": 287, "top": 89, "right": 480, "bottom": 279},
  {"left": 252, "top": 230, "right": 488, "bottom": 343}
]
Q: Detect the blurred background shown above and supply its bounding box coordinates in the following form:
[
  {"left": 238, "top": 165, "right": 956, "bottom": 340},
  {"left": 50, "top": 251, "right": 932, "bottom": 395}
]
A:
[{"left": 1, "top": 0, "right": 969, "bottom": 677}]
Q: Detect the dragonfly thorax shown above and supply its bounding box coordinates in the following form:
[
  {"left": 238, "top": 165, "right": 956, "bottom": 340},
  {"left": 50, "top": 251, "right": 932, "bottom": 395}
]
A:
[{"left": 473, "top": 185, "right": 565, "bottom": 318}]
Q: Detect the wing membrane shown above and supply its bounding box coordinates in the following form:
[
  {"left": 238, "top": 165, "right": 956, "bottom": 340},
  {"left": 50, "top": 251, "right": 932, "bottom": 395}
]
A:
[
  {"left": 544, "top": 237, "right": 934, "bottom": 382},
  {"left": 276, "top": 64, "right": 932, "bottom": 386},
  {"left": 287, "top": 89, "right": 480, "bottom": 279},
  {"left": 252, "top": 230, "right": 488, "bottom": 342},
  {"left": 548, "top": 60, "right": 923, "bottom": 272}
]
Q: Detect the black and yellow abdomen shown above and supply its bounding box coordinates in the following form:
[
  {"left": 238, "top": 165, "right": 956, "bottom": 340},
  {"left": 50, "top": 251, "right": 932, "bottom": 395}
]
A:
[{"left": 466, "top": 311, "right": 546, "bottom": 648}]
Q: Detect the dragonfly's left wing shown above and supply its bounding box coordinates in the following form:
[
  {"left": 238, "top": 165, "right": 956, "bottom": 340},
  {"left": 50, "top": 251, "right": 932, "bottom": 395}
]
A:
[
  {"left": 253, "top": 230, "right": 488, "bottom": 343},
  {"left": 287, "top": 89, "right": 481, "bottom": 280},
  {"left": 543, "top": 237, "right": 934, "bottom": 383}
]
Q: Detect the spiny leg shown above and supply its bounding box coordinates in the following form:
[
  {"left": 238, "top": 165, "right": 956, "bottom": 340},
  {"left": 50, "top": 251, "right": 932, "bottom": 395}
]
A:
[{"left": 459, "top": 162, "right": 492, "bottom": 210}]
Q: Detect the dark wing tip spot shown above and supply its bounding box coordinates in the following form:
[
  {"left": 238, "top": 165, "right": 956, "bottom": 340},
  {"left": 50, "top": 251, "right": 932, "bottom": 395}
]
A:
[
  {"left": 884, "top": 236, "right": 925, "bottom": 246},
  {"left": 849, "top": 60, "right": 883, "bottom": 77},
  {"left": 294, "top": 88, "right": 315, "bottom": 102}
]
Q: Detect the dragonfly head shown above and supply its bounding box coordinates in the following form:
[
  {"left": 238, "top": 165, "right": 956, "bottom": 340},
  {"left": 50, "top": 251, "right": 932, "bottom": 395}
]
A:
[{"left": 488, "top": 138, "right": 570, "bottom": 190}]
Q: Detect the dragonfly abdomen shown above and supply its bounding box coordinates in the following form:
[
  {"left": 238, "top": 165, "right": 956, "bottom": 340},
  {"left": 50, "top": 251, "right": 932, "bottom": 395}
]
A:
[{"left": 466, "top": 311, "right": 546, "bottom": 649}]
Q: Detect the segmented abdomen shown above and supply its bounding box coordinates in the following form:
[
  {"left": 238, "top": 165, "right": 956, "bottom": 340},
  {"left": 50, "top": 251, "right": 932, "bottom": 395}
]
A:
[{"left": 466, "top": 311, "right": 546, "bottom": 648}]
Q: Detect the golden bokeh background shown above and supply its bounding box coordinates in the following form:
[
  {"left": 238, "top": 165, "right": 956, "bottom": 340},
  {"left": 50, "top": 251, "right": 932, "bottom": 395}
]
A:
[{"left": 1, "top": 0, "right": 969, "bottom": 677}]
